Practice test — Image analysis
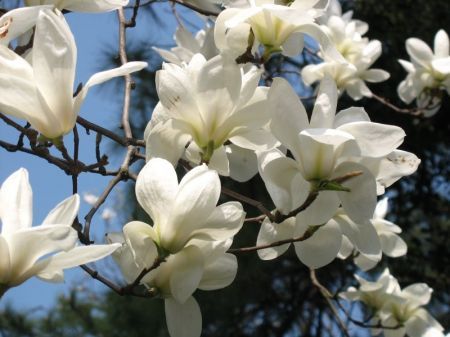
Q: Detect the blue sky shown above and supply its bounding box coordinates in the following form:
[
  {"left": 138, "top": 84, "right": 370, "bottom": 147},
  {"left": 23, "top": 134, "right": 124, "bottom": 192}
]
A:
[{"left": 0, "top": 2, "right": 184, "bottom": 311}]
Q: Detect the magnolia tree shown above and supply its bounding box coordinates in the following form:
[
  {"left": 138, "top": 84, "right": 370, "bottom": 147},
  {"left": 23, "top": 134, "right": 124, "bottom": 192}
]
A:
[{"left": 0, "top": 0, "right": 449, "bottom": 336}]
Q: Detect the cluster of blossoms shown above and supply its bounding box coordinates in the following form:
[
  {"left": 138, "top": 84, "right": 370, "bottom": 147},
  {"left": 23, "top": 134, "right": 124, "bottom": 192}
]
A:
[
  {"left": 0, "top": 0, "right": 447, "bottom": 337},
  {"left": 398, "top": 29, "right": 450, "bottom": 116},
  {"left": 340, "top": 269, "right": 445, "bottom": 337},
  {"left": 302, "top": 0, "right": 390, "bottom": 100}
]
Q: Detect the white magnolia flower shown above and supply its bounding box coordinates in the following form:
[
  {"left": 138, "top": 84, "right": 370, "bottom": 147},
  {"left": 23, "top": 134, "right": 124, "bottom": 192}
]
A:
[
  {"left": 0, "top": 168, "right": 120, "bottom": 297},
  {"left": 123, "top": 157, "right": 245, "bottom": 254},
  {"left": 0, "top": 9, "right": 147, "bottom": 140},
  {"left": 341, "top": 269, "right": 445, "bottom": 337},
  {"left": 107, "top": 232, "right": 237, "bottom": 337},
  {"left": 258, "top": 77, "right": 409, "bottom": 223},
  {"left": 214, "top": 0, "right": 339, "bottom": 60},
  {"left": 398, "top": 29, "right": 450, "bottom": 116},
  {"left": 145, "top": 54, "right": 277, "bottom": 178},
  {"left": 25, "top": 0, "right": 129, "bottom": 12},
  {"left": 153, "top": 24, "right": 219, "bottom": 65},
  {"left": 302, "top": 15, "right": 389, "bottom": 100}
]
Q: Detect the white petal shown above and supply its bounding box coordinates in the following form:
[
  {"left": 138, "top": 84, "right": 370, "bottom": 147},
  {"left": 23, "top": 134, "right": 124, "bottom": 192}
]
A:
[
  {"left": 374, "top": 197, "right": 389, "bottom": 219},
  {"left": 169, "top": 246, "right": 204, "bottom": 303},
  {"left": 193, "top": 202, "right": 244, "bottom": 242},
  {"left": 338, "top": 121, "right": 405, "bottom": 157},
  {"left": 334, "top": 107, "right": 370, "bottom": 127},
  {"left": 0, "top": 6, "right": 51, "bottom": 46},
  {"left": 227, "top": 145, "right": 259, "bottom": 182},
  {"left": 36, "top": 243, "right": 120, "bottom": 282},
  {"left": 42, "top": 194, "right": 79, "bottom": 226},
  {"left": 208, "top": 145, "right": 230, "bottom": 176},
  {"left": 199, "top": 253, "right": 237, "bottom": 290},
  {"left": 123, "top": 221, "right": 158, "bottom": 269},
  {"left": 354, "top": 253, "right": 380, "bottom": 271},
  {"left": 294, "top": 218, "right": 342, "bottom": 269},
  {"left": 0, "top": 236, "right": 11, "bottom": 284},
  {"left": 334, "top": 162, "right": 377, "bottom": 223},
  {"left": 145, "top": 119, "right": 191, "bottom": 165},
  {"left": 433, "top": 29, "right": 449, "bottom": 58},
  {"left": 258, "top": 154, "right": 309, "bottom": 214},
  {"left": 256, "top": 217, "right": 295, "bottom": 260},
  {"left": 165, "top": 296, "right": 202, "bottom": 337},
  {"left": 7, "top": 225, "right": 77, "bottom": 285},
  {"left": 135, "top": 158, "right": 178, "bottom": 227},
  {"left": 310, "top": 76, "right": 338, "bottom": 129},
  {"left": 362, "top": 69, "right": 390, "bottom": 83},
  {"left": 379, "top": 231, "right": 407, "bottom": 257},
  {"left": 269, "top": 78, "right": 309, "bottom": 155},
  {"left": 402, "top": 283, "right": 432, "bottom": 306},
  {"left": 163, "top": 165, "right": 220, "bottom": 252},
  {"left": 346, "top": 79, "right": 372, "bottom": 100},
  {"left": 406, "top": 37, "right": 434, "bottom": 68},
  {"left": 282, "top": 31, "right": 304, "bottom": 57},
  {"left": 0, "top": 168, "right": 32, "bottom": 235},
  {"left": 230, "top": 129, "right": 279, "bottom": 151},
  {"left": 74, "top": 61, "right": 147, "bottom": 114},
  {"left": 32, "top": 9, "right": 76, "bottom": 136}
]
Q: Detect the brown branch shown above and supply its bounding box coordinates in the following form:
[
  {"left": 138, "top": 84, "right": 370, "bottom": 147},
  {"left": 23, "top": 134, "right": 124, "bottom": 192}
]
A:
[
  {"left": 228, "top": 224, "right": 320, "bottom": 254},
  {"left": 370, "top": 93, "right": 422, "bottom": 116},
  {"left": 310, "top": 269, "right": 351, "bottom": 337}
]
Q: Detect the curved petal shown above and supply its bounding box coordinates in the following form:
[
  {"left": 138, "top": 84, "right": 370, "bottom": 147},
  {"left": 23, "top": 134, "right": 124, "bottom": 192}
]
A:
[
  {"left": 192, "top": 202, "right": 244, "bottom": 242},
  {"left": 258, "top": 155, "right": 308, "bottom": 214},
  {"left": 294, "top": 218, "right": 342, "bottom": 269},
  {"left": 42, "top": 194, "right": 79, "bottom": 226},
  {"left": 35, "top": 243, "right": 120, "bottom": 282},
  {"left": 165, "top": 296, "right": 202, "bottom": 337},
  {"left": 310, "top": 75, "right": 338, "bottom": 129},
  {"left": 256, "top": 217, "right": 295, "bottom": 260},
  {"left": 32, "top": 9, "right": 76, "bottom": 136},
  {"left": 7, "top": 225, "right": 77, "bottom": 285},
  {"left": 0, "top": 236, "right": 11, "bottom": 284},
  {"left": 268, "top": 77, "right": 309, "bottom": 156},
  {"left": 208, "top": 145, "right": 230, "bottom": 177},
  {"left": 135, "top": 158, "right": 178, "bottom": 227},
  {"left": 406, "top": 37, "right": 434, "bottom": 68},
  {"left": 0, "top": 168, "right": 32, "bottom": 235},
  {"left": 402, "top": 284, "right": 432, "bottom": 307},
  {"left": 199, "top": 253, "right": 237, "bottom": 290},
  {"left": 169, "top": 246, "right": 204, "bottom": 303},
  {"left": 379, "top": 231, "right": 407, "bottom": 257},
  {"left": 227, "top": 145, "right": 258, "bottom": 182},
  {"left": 74, "top": 61, "right": 147, "bottom": 114},
  {"left": 338, "top": 121, "right": 405, "bottom": 157},
  {"left": 434, "top": 29, "right": 449, "bottom": 58},
  {"left": 123, "top": 221, "right": 158, "bottom": 269},
  {"left": 334, "top": 162, "right": 377, "bottom": 223},
  {"left": 334, "top": 107, "right": 370, "bottom": 127},
  {"left": 163, "top": 165, "right": 220, "bottom": 252},
  {"left": 145, "top": 119, "right": 191, "bottom": 165}
]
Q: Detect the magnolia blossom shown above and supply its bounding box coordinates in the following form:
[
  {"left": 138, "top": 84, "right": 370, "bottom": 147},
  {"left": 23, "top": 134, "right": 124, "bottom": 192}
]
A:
[
  {"left": 107, "top": 233, "right": 237, "bottom": 337},
  {"left": 341, "top": 269, "right": 445, "bottom": 337},
  {"left": 0, "top": 168, "right": 120, "bottom": 297},
  {"left": 258, "top": 77, "right": 409, "bottom": 222},
  {"left": 398, "top": 29, "right": 450, "bottom": 116},
  {"left": 0, "top": 8, "right": 147, "bottom": 140},
  {"left": 107, "top": 157, "right": 243, "bottom": 337},
  {"left": 123, "top": 157, "right": 244, "bottom": 254},
  {"left": 153, "top": 25, "right": 218, "bottom": 65},
  {"left": 214, "top": 0, "right": 339, "bottom": 60},
  {"left": 25, "top": 0, "right": 129, "bottom": 12},
  {"left": 302, "top": 15, "right": 389, "bottom": 100},
  {"left": 145, "top": 54, "right": 277, "bottom": 179}
]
